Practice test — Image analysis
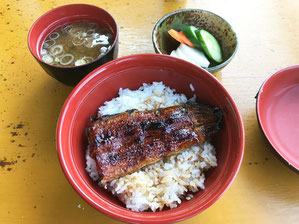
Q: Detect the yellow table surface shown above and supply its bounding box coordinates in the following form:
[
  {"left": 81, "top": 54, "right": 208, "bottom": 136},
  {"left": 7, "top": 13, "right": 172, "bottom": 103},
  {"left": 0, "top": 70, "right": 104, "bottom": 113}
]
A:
[{"left": 1, "top": 0, "right": 299, "bottom": 223}]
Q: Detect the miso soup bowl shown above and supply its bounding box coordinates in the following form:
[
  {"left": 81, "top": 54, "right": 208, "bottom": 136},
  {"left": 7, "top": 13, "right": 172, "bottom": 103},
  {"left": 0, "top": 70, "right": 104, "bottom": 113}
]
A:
[
  {"left": 152, "top": 9, "right": 238, "bottom": 74},
  {"left": 57, "top": 54, "right": 245, "bottom": 223},
  {"left": 28, "top": 4, "right": 118, "bottom": 86}
]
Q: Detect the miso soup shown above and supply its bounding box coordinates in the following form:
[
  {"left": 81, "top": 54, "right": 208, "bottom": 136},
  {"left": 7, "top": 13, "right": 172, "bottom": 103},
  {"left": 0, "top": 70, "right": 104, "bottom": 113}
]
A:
[{"left": 40, "top": 22, "right": 113, "bottom": 67}]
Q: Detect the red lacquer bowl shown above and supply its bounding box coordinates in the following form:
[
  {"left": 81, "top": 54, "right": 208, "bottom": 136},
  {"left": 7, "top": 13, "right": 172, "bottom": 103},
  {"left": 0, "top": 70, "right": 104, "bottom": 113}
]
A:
[
  {"left": 57, "top": 54, "right": 245, "bottom": 223},
  {"left": 256, "top": 65, "right": 299, "bottom": 171},
  {"left": 28, "top": 4, "right": 118, "bottom": 86}
]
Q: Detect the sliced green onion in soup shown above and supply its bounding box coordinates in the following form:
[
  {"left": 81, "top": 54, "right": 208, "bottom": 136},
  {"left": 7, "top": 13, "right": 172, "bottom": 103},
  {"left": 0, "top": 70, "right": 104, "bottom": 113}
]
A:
[
  {"left": 59, "top": 54, "right": 74, "bottom": 66},
  {"left": 72, "top": 36, "right": 84, "bottom": 46},
  {"left": 86, "top": 29, "right": 96, "bottom": 36},
  {"left": 49, "top": 32, "right": 60, "bottom": 40},
  {"left": 84, "top": 37, "right": 95, "bottom": 48},
  {"left": 87, "top": 23, "right": 98, "bottom": 30},
  {"left": 49, "top": 45, "right": 63, "bottom": 56},
  {"left": 100, "top": 46, "right": 108, "bottom": 54},
  {"left": 41, "top": 49, "right": 48, "bottom": 56},
  {"left": 74, "top": 58, "right": 87, "bottom": 66},
  {"left": 43, "top": 39, "right": 55, "bottom": 49},
  {"left": 42, "top": 54, "right": 54, "bottom": 64},
  {"left": 63, "top": 24, "right": 73, "bottom": 34},
  {"left": 69, "top": 27, "right": 85, "bottom": 38},
  {"left": 82, "top": 56, "right": 94, "bottom": 63}
]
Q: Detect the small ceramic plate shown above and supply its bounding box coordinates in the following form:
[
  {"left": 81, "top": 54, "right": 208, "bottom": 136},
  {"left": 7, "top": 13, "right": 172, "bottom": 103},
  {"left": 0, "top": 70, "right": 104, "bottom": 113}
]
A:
[{"left": 256, "top": 65, "right": 299, "bottom": 171}]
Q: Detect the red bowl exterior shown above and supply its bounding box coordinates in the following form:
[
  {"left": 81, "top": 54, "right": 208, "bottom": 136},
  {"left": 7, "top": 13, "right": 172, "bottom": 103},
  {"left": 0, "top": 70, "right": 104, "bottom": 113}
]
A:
[
  {"left": 28, "top": 4, "right": 118, "bottom": 86},
  {"left": 57, "top": 54, "right": 245, "bottom": 223},
  {"left": 256, "top": 65, "right": 299, "bottom": 171}
]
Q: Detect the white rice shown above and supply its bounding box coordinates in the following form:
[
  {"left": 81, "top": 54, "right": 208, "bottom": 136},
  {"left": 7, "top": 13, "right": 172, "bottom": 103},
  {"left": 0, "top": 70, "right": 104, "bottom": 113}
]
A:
[
  {"left": 189, "top": 83, "right": 195, "bottom": 92},
  {"left": 97, "top": 82, "right": 188, "bottom": 116},
  {"left": 85, "top": 82, "right": 217, "bottom": 212}
]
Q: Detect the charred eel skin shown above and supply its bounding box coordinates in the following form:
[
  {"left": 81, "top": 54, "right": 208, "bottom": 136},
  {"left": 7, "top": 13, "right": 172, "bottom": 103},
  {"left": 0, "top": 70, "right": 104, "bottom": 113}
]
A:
[{"left": 87, "top": 101, "right": 222, "bottom": 183}]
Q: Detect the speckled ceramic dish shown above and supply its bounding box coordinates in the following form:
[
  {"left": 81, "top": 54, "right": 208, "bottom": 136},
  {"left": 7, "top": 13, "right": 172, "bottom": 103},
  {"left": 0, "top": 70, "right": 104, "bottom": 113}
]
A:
[{"left": 152, "top": 9, "right": 238, "bottom": 74}]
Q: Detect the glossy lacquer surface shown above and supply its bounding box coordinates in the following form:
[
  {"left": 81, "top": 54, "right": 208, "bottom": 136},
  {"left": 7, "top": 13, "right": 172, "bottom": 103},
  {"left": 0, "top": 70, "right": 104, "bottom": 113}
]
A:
[
  {"left": 57, "top": 54, "right": 244, "bottom": 223},
  {"left": 257, "top": 66, "right": 299, "bottom": 171},
  {"left": 0, "top": 0, "right": 299, "bottom": 224}
]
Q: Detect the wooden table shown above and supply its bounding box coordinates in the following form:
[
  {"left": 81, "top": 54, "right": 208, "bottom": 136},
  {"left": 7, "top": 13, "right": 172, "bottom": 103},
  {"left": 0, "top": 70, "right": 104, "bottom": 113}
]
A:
[{"left": 1, "top": 0, "right": 298, "bottom": 223}]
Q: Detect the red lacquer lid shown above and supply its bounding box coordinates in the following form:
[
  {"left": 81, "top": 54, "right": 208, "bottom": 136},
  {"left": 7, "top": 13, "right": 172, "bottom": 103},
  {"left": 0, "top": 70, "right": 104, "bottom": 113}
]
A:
[{"left": 257, "top": 65, "right": 299, "bottom": 171}]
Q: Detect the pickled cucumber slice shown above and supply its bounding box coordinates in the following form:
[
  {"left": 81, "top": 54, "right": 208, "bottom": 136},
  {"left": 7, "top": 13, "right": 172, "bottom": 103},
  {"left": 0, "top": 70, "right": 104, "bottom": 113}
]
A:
[
  {"left": 196, "top": 29, "right": 223, "bottom": 63},
  {"left": 181, "top": 26, "right": 202, "bottom": 49}
]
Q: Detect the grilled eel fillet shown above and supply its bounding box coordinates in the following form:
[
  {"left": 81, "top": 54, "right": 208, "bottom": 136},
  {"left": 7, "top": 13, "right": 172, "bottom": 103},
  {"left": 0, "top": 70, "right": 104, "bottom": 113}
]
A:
[{"left": 87, "top": 101, "right": 222, "bottom": 183}]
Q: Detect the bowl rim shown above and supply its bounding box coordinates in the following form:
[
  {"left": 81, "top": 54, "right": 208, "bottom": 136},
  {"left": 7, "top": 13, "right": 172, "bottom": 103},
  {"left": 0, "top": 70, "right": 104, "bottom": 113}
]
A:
[
  {"left": 27, "top": 3, "right": 118, "bottom": 69},
  {"left": 256, "top": 64, "right": 299, "bottom": 172},
  {"left": 57, "top": 53, "right": 245, "bottom": 223},
  {"left": 152, "top": 8, "right": 238, "bottom": 72}
]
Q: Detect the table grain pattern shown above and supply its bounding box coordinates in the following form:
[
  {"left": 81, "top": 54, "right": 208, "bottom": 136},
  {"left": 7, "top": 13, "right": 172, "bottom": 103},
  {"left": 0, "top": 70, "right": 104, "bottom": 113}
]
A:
[{"left": 0, "top": 0, "right": 298, "bottom": 223}]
